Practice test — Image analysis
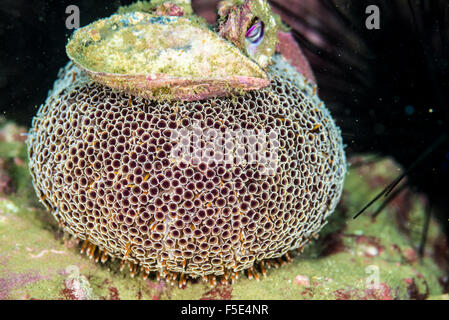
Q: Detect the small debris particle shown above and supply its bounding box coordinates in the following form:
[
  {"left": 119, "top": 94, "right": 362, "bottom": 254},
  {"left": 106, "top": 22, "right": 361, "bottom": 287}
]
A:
[{"left": 294, "top": 275, "right": 310, "bottom": 287}]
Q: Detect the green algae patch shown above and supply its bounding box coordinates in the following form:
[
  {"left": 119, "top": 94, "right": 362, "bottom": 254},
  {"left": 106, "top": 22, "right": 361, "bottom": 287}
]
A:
[{"left": 0, "top": 196, "right": 165, "bottom": 300}]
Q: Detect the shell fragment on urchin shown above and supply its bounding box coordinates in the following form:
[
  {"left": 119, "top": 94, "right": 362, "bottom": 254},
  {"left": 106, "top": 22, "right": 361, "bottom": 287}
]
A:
[
  {"left": 66, "top": 12, "right": 269, "bottom": 102},
  {"left": 27, "top": 54, "right": 346, "bottom": 280}
]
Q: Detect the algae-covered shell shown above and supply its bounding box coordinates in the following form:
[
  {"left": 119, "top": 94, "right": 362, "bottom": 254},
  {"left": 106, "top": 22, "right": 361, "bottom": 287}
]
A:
[{"left": 66, "top": 12, "right": 270, "bottom": 101}]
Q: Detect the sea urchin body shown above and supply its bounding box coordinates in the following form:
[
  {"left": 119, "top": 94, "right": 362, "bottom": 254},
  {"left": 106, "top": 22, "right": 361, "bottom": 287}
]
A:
[{"left": 27, "top": 55, "right": 346, "bottom": 282}]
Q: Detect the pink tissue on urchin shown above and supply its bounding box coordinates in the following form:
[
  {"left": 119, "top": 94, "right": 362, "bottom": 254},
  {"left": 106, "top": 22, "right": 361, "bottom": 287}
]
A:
[{"left": 276, "top": 31, "right": 317, "bottom": 85}]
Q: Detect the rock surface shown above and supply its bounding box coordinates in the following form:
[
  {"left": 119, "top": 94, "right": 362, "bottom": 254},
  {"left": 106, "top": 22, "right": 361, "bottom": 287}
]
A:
[{"left": 0, "top": 118, "right": 448, "bottom": 300}]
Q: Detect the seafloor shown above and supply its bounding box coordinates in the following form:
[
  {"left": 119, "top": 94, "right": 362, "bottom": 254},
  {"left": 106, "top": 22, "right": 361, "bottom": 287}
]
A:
[{"left": 0, "top": 117, "right": 447, "bottom": 300}]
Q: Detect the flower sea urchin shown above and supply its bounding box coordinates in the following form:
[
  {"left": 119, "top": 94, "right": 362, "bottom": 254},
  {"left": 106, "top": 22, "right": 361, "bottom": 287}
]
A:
[{"left": 26, "top": 0, "right": 346, "bottom": 286}]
